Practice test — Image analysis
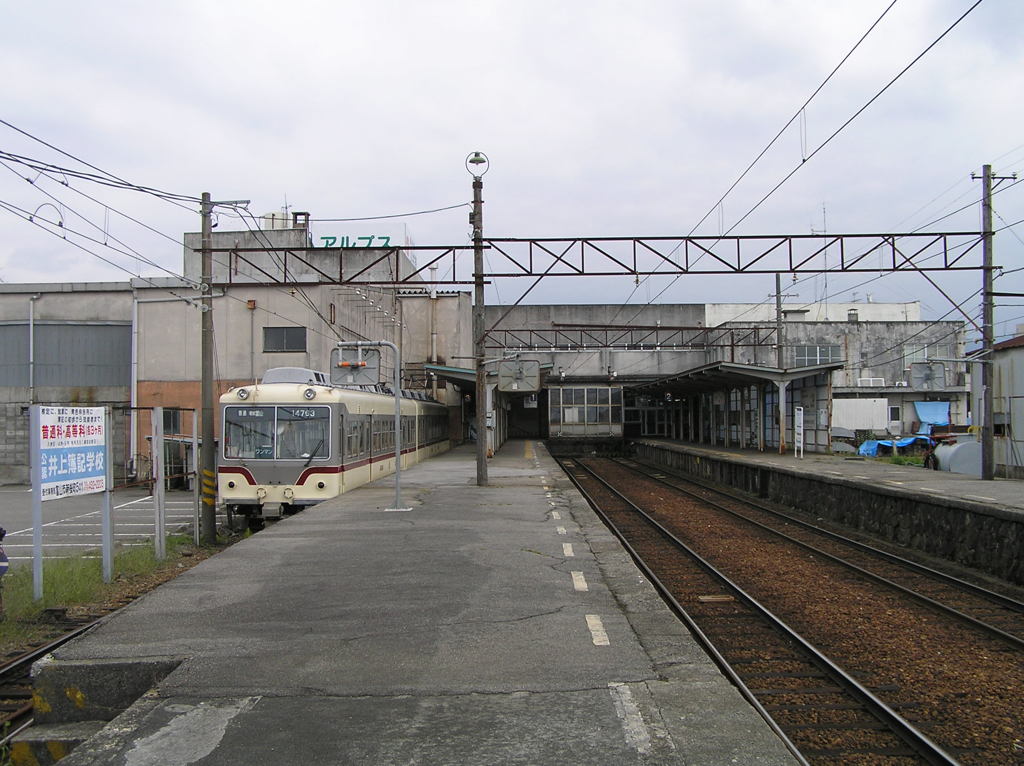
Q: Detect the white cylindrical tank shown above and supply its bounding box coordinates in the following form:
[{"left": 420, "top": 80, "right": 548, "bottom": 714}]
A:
[{"left": 934, "top": 438, "right": 982, "bottom": 476}]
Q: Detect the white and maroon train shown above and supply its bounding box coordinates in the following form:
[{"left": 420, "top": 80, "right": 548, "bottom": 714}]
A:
[{"left": 219, "top": 367, "right": 449, "bottom": 529}]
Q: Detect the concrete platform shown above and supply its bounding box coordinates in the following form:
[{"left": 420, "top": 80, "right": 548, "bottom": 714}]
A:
[
  {"left": 634, "top": 439, "right": 1024, "bottom": 513},
  {"left": 633, "top": 438, "right": 1024, "bottom": 586},
  {"left": 28, "top": 441, "right": 799, "bottom": 766}
]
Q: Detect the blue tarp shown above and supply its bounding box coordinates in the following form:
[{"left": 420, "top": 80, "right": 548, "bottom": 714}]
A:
[
  {"left": 857, "top": 436, "right": 932, "bottom": 457},
  {"left": 914, "top": 400, "right": 950, "bottom": 428}
]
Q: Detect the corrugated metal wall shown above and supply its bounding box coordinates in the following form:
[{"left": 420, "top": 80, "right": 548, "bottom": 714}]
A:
[{"left": 0, "top": 323, "right": 131, "bottom": 386}]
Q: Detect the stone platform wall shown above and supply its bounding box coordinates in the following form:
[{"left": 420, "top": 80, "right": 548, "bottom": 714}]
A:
[{"left": 634, "top": 442, "right": 1023, "bottom": 586}]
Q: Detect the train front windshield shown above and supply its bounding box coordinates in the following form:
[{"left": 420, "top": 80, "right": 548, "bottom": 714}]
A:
[{"left": 223, "top": 405, "right": 330, "bottom": 460}]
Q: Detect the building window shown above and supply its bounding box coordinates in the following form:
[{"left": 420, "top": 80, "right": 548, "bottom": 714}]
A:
[
  {"left": 904, "top": 343, "right": 953, "bottom": 366},
  {"left": 163, "top": 408, "right": 182, "bottom": 435},
  {"left": 548, "top": 386, "right": 623, "bottom": 433},
  {"left": 263, "top": 326, "right": 306, "bottom": 352},
  {"left": 794, "top": 345, "right": 842, "bottom": 366},
  {"left": 888, "top": 406, "right": 901, "bottom": 422}
]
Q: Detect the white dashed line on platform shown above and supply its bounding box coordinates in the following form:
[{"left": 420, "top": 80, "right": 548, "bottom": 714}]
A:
[
  {"left": 571, "top": 571, "right": 588, "bottom": 592},
  {"left": 551, "top": 511, "right": 561, "bottom": 520},
  {"left": 563, "top": 543, "right": 574, "bottom": 557},
  {"left": 586, "top": 614, "right": 609, "bottom": 645},
  {"left": 608, "top": 683, "right": 653, "bottom": 756},
  {"left": 556, "top": 526, "right": 567, "bottom": 535}
]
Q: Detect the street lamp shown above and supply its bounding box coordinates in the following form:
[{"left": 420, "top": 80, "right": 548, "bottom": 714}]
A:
[{"left": 467, "top": 151, "right": 489, "bottom": 486}]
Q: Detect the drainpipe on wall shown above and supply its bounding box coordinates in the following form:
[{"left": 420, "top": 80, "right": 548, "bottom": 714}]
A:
[
  {"left": 247, "top": 298, "right": 257, "bottom": 381},
  {"left": 130, "top": 292, "right": 139, "bottom": 475}
]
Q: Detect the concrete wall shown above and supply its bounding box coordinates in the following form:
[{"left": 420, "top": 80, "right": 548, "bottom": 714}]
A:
[
  {"left": 716, "top": 318, "right": 970, "bottom": 432},
  {"left": 182, "top": 227, "right": 422, "bottom": 287},
  {"left": 717, "top": 319, "right": 966, "bottom": 387},
  {"left": 0, "top": 399, "right": 131, "bottom": 485},
  {"left": 399, "top": 290, "right": 472, "bottom": 406},
  {"left": 705, "top": 301, "right": 921, "bottom": 326},
  {"left": 486, "top": 303, "right": 706, "bottom": 328},
  {"left": 634, "top": 441, "right": 1023, "bottom": 585},
  {"left": 0, "top": 283, "right": 133, "bottom": 322},
  {"left": 983, "top": 343, "right": 1024, "bottom": 478},
  {"left": 485, "top": 304, "right": 708, "bottom": 380},
  {"left": 0, "top": 285, "right": 134, "bottom": 484}
]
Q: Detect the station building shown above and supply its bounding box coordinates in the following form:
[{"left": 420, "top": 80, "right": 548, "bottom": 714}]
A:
[{"left": 0, "top": 216, "right": 979, "bottom": 482}]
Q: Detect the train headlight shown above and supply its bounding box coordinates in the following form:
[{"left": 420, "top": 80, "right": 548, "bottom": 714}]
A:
[
  {"left": 303, "top": 388, "right": 316, "bottom": 400},
  {"left": 236, "top": 388, "right": 250, "bottom": 400}
]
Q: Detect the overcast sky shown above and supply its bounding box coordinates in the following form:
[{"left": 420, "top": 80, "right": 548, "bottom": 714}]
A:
[{"left": 2, "top": 0, "right": 1023, "bottom": 340}]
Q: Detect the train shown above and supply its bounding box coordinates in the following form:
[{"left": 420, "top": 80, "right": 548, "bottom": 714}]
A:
[{"left": 218, "top": 367, "right": 450, "bottom": 529}]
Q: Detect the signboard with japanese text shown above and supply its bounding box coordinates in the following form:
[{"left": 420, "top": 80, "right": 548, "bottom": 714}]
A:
[{"left": 36, "top": 406, "right": 107, "bottom": 501}]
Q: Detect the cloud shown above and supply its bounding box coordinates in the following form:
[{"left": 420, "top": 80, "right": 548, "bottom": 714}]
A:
[{"left": 1, "top": 0, "right": 1021, "bottom": 334}]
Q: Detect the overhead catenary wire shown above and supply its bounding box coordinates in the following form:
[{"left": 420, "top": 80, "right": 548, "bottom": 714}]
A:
[
  {"left": 0, "top": 158, "right": 195, "bottom": 285},
  {"left": 0, "top": 120, "right": 201, "bottom": 210},
  {"left": 228, "top": 207, "right": 410, "bottom": 349},
  {"left": 687, "top": 0, "right": 901, "bottom": 238},
  {"left": 603, "top": 1, "right": 901, "bottom": 326},
  {"left": 231, "top": 208, "right": 344, "bottom": 342},
  {"left": 0, "top": 196, "right": 360, "bottom": 351},
  {"left": 604, "top": 0, "right": 986, "bottom": 332},
  {"left": 720, "top": 0, "right": 985, "bottom": 238},
  {"left": 694, "top": 161, "right": 1023, "bottom": 329},
  {"left": 0, "top": 135, "right": 417, "bottom": 349},
  {"left": 310, "top": 202, "right": 470, "bottom": 222},
  {"left": 0, "top": 199, "right": 201, "bottom": 303}
]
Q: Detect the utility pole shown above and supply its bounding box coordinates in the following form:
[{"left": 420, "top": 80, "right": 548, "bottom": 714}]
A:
[
  {"left": 468, "top": 152, "right": 489, "bottom": 486},
  {"left": 972, "top": 165, "right": 1015, "bottom": 480},
  {"left": 199, "top": 193, "right": 217, "bottom": 544},
  {"left": 196, "top": 193, "right": 249, "bottom": 543},
  {"left": 774, "top": 273, "right": 784, "bottom": 369},
  {"left": 981, "top": 165, "right": 994, "bottom": 480}
]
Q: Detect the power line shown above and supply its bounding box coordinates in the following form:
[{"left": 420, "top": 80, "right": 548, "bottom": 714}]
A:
[
  {"left": 0, "top": 199, "right": 199, "bottom": 300},
  {"left": 311, "top": 202, "right": 470, "bottom": 222},
  {"left": 0, "top": 149, "right": 199, "bottom": 207},
  {"left": 0, "top": 120, "right": 200, "bottom": 209},
  {"left": 721, "top": 0, "right": 985, "bottom": 237},
  {"left": 0, "top": 195, "right": 362, "bottom": 351},
  {"left": 603, "top": 1, "right": 902, "bottom": 326},
  {"left": 688, "top": 0, "right": 900, "bottom": 237},
  {"left": 0, "top": 158, "right": 194, "bottom": 284},
  {"left": 231, "top": 209, "right": 350, "bottom": 343}
]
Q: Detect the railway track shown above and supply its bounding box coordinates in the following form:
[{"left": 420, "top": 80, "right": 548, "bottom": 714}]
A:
[
  {"left": 0, "top": 617, "right": 101, "bottom": 751},
  {"left": 558, "top": 456, "right": 1024, "bottom": 765},
  {"left": 615, "top": 456, "right": 1024, "bottom": 650}
]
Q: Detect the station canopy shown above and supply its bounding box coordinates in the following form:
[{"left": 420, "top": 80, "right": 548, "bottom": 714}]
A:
[{"left": 630, "top": 360, "right": 845, "bottom": 396}]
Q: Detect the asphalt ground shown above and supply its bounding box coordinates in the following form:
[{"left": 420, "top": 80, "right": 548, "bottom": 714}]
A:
[{"left": 0, "top": 486, "right": 220, "bottom": 564}]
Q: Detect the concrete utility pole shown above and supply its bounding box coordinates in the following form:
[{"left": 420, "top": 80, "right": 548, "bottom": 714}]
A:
[
  {"left": 980, "top": 165, "right": 995, "bottom": 481},
  {"left": 197, "top": 193, "right": 249, "bottom": 542},
  {"left": 468, "top": 152, "right": 489, "bottom": 486},
  {"left": 968, "top": 164, "right": 1018, "bottom": 479},
  {"left": 199, "top": 193, "right": 217, "bottom": 544},
  {"left": 774, "top": 273, "right": 784, "bottom": 369}
]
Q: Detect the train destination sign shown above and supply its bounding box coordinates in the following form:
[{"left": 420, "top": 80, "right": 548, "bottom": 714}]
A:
[{"left": 35, "top": 406, "right": 107, "bottom": 501}]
